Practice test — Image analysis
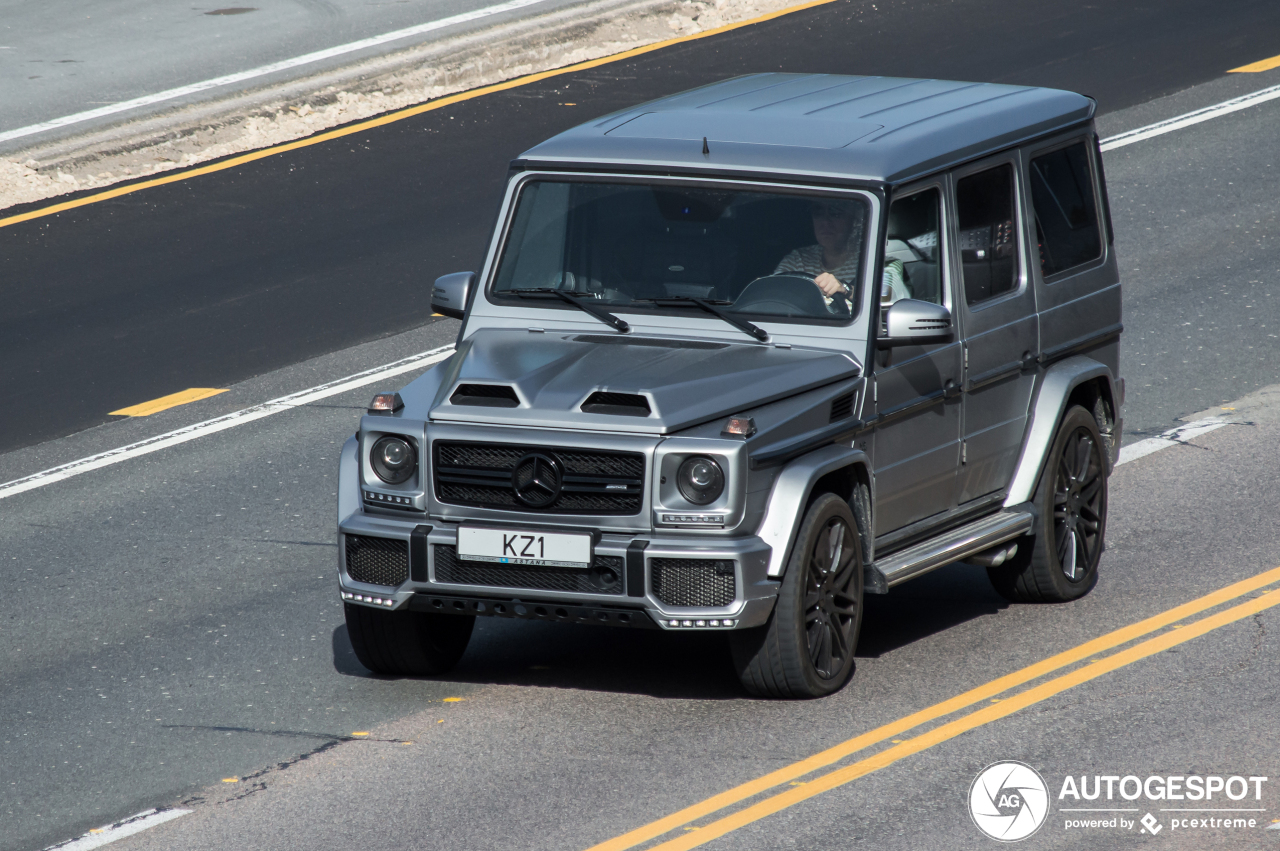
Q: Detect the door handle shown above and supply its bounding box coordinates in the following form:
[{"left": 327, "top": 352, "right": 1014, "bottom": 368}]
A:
[
  {"left": 1021, "top": 351, "right": 1040, "bottom": 371},
  {"left": 944, "top": 378, "right": 961, "bottom": 399}
]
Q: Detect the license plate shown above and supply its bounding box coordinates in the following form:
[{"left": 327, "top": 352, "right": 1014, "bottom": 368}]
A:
[{"left": 456, "top": 526, "right": 591, "bottom": 569}]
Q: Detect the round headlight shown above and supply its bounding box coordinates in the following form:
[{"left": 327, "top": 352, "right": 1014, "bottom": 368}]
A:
[
  {"left": 677, "top": 455, "right": 724, "bottom": 505},
  {"left": 371, "top": 436, "right": 417, "bottom": 484}
]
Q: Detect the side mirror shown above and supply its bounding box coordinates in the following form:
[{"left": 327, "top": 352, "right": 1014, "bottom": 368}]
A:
[
  {"left": 431, "top": 272, "right": 475, "bottom": 320},
  {"left": 877, "top": 299, "right": 953, "bottom": 349}
]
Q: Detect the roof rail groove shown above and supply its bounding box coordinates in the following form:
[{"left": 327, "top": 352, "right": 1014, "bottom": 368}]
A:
[
  {"left": 855, "top": 82, "right": 984, "bottom": 119},
  {"left": 747, "top": 76, "right": 877, "bottom": 111},
  {"left": 866, "top": 88, "right": 1034, "bottom": 142},
  {"left": 800, "top": 78, "right": 931, "bottom": 115}
]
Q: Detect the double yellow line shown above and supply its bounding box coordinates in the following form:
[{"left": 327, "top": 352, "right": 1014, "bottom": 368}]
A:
[{"left": 587, "top": 565, "right": 1280, "bottom": 851}]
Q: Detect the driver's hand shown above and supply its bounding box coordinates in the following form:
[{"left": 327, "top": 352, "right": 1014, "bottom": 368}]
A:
[{"left": 813, "top": 272, "right": 846, "bottom": 297}]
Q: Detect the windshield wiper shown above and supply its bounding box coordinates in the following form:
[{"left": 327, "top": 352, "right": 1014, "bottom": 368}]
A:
[
  {"left": 633, "top": 296, "right": 768, "bottom": 342},
  {"left": 507, "top": 288, "right": 630, "bottom": 333}
]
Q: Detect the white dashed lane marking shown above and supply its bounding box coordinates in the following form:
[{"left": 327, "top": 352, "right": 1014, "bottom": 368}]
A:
[{"left": 44, "top": 809, "right": 192, "bottom": 851}]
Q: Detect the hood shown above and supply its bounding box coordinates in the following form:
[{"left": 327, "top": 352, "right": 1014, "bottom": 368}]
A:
[{"left": 416, "top": 328, "right": 860, "bottom": 434}]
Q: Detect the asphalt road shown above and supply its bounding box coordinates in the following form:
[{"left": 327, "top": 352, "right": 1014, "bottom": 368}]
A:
[
  {"left": 3, "top": 2, "right": 1280, "bottom": 850},
  {"left": 0, "top": 0, "right": 585, "bottom": 144},
  {"left": 6, "top": 0, "right": 1280, "bottom": 453}
]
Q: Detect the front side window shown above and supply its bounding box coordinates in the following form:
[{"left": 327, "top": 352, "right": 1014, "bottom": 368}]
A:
[
  {"left": 883, "top": 187, "right": 943, "bottom": 306},
  {"left": 1029, "top": 142, "right": 1103, "bottom": 278},
  {"left": 490, "top": 179, "right": 872, "bottom": 325},
  {"left": 956, "top": 164, "right": 1019, "bottom": 305}
]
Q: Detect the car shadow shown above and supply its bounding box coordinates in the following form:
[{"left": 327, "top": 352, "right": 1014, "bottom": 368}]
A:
[
  {"left": 331, "top": 563, "right": 1008, "bottom": 697},
  {"left": 857, "top": 561, "right": 1009, "bottom": 658},
  {"left": 332, "top": 617, "right": 745, "bottom": 700}
]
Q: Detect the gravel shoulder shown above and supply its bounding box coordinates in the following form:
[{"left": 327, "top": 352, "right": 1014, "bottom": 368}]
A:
[{"left": 0, "top": 0, "right": 806, "bottom": 213}]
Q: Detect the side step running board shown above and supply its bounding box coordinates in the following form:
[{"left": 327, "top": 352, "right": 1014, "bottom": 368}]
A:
[{"left": 866, "top": 509, "right": 1034, "bottom": 594}]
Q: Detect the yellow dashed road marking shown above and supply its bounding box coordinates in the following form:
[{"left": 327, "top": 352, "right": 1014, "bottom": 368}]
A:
[
  {"left": 1230, "top": 53, "right": 1280, "bottom": 73},
  {"left": 109, "top": 387, "right": 228, "bottom": 417}
]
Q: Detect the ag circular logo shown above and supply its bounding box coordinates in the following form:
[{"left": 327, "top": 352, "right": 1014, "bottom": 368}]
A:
[
  {"left": 968, "top": 761, "right": 1050, "bottom": 842},
  {"left": 512, "top": 452, "right": 562, "bottom": 508}
]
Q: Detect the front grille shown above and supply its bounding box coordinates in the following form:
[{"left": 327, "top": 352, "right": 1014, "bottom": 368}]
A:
[
  {"left": 433, "top": 545, "right": 625, "bottom": 594},
  {"left": 434, "top": 441, "right": 645, "bottom": 515},
  {"left": 345, "top": 535, "right": 409, "bottom": 587},
  {"left": 651, "top": 558, "right": 736, "bottom": 607}
]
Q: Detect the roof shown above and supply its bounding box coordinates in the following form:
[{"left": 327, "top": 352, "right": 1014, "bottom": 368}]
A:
[{"left": 515, "top": 74, "right": 1095, "bottom": 185}]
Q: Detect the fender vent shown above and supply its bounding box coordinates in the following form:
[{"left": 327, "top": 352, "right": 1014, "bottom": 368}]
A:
[
  {"left": 451, "top": 384, "right": 519, "bottom": 407},
  {"left": 830, "top": 392, "right": 854, "bottom": 422},
  {"left": 581, "top": 392, "right": 651, "bottom": 417}
]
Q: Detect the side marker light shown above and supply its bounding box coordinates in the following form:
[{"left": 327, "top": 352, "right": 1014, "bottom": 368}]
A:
[{"left": 368, "top": 392, "right": 404, "bottom": 414}]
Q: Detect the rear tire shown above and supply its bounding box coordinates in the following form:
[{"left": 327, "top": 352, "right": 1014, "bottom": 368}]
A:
[
  {"left": 988, "top": 405, "right": 1108, "bottom": 602},
  {"left": 731, "top": 493, "right": 863, "bottom": 698},
  {"left": 344, "top": 602, "right": 474, "bottom": 676}
]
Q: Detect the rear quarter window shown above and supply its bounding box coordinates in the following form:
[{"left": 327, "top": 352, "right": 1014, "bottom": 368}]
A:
[{"left": 1029, "top": 142, "right": 1103, "bottom": 278}]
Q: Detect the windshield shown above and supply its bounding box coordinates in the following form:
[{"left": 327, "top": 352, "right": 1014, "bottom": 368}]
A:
[{"left": 490, "top": 178, "right": 871, "bottom": 324}]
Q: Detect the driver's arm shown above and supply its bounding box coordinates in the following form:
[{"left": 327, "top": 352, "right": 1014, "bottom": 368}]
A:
[{"left": 880, "top": 258, "right": 909, "bottom": 304}]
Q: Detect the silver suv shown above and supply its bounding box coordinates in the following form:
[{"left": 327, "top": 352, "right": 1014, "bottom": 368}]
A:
[{"left": 337, "top": 74, "right": 1123, "bottom": 697}]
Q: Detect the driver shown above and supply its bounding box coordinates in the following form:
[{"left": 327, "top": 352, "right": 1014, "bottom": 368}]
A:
[
  {"left": 773, "top": 200, "right": 911, "bottom": 310},
  {"left": 772, "top": 201, "right": 862, "bottom": 307}
]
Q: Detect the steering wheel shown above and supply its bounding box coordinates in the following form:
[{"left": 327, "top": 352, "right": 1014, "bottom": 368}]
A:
[{"left": 732, "top": 274, "right": 848, "bottom": 316}]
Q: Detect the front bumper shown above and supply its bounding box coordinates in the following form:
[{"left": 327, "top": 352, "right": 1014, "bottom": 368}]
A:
[{"left": 337, "top": 512, "right": 778, "bottom": 631}]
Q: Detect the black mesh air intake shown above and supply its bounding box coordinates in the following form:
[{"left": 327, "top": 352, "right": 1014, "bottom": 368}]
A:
[
  {"left": 433, "top": 545, "right": 625, "bottom": 595},
  {"left": 345, "top": 535, "right": 409, "bottom": 587},
  {"left": 651, "top": 558, "right": 736, "bottom": 607}
]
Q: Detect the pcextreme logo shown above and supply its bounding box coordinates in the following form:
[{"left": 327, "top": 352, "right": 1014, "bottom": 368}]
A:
[
  {"left": 969, "top": 763, "right": 1272, "bottom": 841},
  {"left": 968, "top": 761, "right": 1051, "bottom": 842}
]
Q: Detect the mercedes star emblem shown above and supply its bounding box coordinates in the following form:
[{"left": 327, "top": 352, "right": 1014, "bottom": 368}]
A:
[{"left": 512, "top": 452, "right": 563, "bottom": 507}]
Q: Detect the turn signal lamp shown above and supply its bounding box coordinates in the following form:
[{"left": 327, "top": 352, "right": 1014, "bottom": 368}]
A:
[
  {"left": 368, "top": 392, "right": 404, "bottom": 414},
  {"left": 722, "top": 416, "right": 756, "bottom": 437}
]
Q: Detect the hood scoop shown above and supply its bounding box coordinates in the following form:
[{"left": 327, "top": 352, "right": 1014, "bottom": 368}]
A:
[
  {"left": 581, "top": 391, "right": 652, "bottom": 417},
  {"left": 423, "top": 328, "right": 860, "bottom": 434},
  {"left": 450, "top": 383, "right": 519, "bottom": 408}
]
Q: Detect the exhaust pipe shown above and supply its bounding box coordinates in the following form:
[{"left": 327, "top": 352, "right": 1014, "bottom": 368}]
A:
[{"left": 967, "top": 542, "right": 1018, "bottom": 568}]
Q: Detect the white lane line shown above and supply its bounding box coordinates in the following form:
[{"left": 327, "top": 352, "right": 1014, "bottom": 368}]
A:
[
  {"left": 0, "top": 0, "right": 554, "bottom": 144},
  {"left": 0, "top": 344, "right": 454, "bottom": 501},
  {"left": 1100, "top": 81, "right": 1280, "bottom": 151},
  {"left": 1116, "top": 418, "right": 1229, "bottom": 466},
  {"left": 44, "top": 809, "right": 192, "bottom": 851}
]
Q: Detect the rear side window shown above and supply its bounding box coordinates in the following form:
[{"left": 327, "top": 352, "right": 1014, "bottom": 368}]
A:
[
  {"left": 1029, "top": 142, "right": 1103, "bottom": 277},
  {"left": 956, "top": 164, "right": 1018, "bottom": 305}
]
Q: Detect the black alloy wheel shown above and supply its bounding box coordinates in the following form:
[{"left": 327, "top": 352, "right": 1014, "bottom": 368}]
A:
[
  {"left": 1052, "top": 423, "right": 1105, "bottom": 581},
  {"left": 988, "top": 405, "right": 1109, "bottom": 602},
  {"left": 731, "top": 492, "right": 864, "bottom": 698},
  {"left": 804, "top": 514, "right": 861, "bottom": 678}
]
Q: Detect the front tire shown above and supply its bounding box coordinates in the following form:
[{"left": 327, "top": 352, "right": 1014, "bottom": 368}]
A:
[
  {"left": 731, "top": 493, "right": 864, "bottom": 698},
  {"left": 988, "top": 405, "right": 1108, "bottom": 602},
  {"left": 344, "top": 602, "right": 474, "bottom": 676}
]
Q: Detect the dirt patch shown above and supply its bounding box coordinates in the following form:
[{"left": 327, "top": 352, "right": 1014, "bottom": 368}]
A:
[{"left": 1, "top": 0, "right": 807, "bottom": 213}]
